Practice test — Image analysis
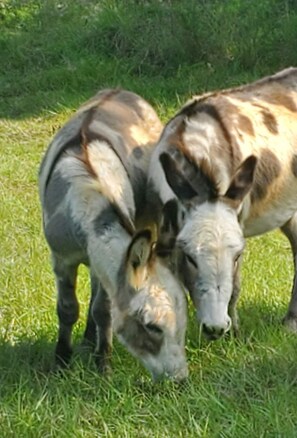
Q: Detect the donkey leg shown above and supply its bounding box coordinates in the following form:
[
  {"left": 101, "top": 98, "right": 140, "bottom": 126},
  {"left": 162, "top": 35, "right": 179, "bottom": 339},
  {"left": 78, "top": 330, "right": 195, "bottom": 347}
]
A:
[
  {"left": 281, "top": 214, "right": 297, "bottom": 332},
  {"left": 81, "top": 276, "right": 97, "bottom": 349},
  {"left": 53, "top": 256, "right": 79, "bottom": 367},
  {"left": 90, "top": 275, "right": 113, "bottom": 374},
  {"left": 228, "top": 257, "right": 242, "bottom": 336}
]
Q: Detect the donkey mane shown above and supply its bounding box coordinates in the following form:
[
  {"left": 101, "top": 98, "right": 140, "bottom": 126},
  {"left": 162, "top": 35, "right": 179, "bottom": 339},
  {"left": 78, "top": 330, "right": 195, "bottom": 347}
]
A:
[
  {"left": 179, "top": 67, "right": 297, "bottom": 112},
  {"left": 77, "top": 88, "right": 122, "bottom": 114}
]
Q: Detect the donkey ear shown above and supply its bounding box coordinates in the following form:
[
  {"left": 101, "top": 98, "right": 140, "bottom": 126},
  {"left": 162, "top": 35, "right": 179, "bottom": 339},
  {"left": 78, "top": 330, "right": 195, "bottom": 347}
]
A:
[
  {"left": 155, "top": 199, "right": 181, "bottom": 257},
  {"left": 126, "top": 230, "right": 153, "bottom": 290},
  {"left": 160, "top": 152, "right": 197, "bottom": 200},
  {"left": 160, "top": 199, "right": 180, "bottom": 235},
  {"left": 83, "top": 141, "right": 136, "bottom": 235},
  {"left": 126, "top": 229, "right": 152, "bottom": 270},
  {"left": 160, "top": 151, "right": 218, "bottom": 204},
  {"left": 225, "top": 155, "right": 257, "bottom": 204}
]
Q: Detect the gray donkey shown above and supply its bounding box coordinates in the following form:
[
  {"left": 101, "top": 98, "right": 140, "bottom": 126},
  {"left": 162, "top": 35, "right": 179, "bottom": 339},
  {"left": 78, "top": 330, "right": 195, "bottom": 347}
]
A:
[
  {"left": 148, "top": 67, "right": 297, "bottom": 340},
  {"left": 39, "top": 89, "right": 188, "bottom": 381}
]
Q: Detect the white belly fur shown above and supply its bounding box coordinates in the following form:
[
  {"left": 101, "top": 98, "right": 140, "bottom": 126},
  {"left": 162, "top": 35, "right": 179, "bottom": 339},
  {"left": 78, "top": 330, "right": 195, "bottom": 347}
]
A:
[{"left": 243, "top": 179, "right": 297, "bottom": 237}]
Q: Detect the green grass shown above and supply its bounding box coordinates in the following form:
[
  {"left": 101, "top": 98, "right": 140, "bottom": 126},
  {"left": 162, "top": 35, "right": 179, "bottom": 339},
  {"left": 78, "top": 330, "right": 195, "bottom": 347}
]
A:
[{"left": 1, "top": 1, "right": 297, "bottom": 436}]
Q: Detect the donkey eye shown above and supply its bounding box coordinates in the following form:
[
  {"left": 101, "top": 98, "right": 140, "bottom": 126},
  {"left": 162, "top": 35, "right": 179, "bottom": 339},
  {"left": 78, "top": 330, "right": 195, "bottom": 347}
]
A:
[
  {"left": 185, "top": 254, "right": 198, "bottom": 269},
  {"left": 145, "top": 323, "right": 163, "bottom": 335}
]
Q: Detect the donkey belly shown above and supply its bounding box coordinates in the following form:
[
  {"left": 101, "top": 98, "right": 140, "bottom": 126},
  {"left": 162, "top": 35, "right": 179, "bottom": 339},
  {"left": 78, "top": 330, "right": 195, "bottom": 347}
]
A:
[
  {"left": 44, "top": 207, "right": 89, "bottom": 266},
  {"left": 243, "top": 181, "right": 297, "bottom": 237}
]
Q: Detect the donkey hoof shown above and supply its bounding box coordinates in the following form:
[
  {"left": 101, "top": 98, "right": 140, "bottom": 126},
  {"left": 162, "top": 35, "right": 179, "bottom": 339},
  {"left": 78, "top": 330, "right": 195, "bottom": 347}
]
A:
[
  {"left": 55, "top": 345, "right": 73, "bottom": 368},
  {"left": 55, "top": 355, "right": 71, "bottom": 369},
  {"left": 231, "top": 323, "right": 240, "bottom": 338},
  {"left": 283, "top": 316, "right": 297, "bottom": 333},
  {"left": 98, "top": 362, "right": 112, "bottom": 378},
  {"left": 94, "top": 355, "right": 112, "bottom": 376}
]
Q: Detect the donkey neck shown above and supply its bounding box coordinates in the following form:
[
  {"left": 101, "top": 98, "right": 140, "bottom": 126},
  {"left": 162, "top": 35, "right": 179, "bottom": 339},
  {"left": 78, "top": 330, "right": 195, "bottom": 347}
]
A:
[{"left": 87, "top": 218, "right": 131, "bottom": 299}]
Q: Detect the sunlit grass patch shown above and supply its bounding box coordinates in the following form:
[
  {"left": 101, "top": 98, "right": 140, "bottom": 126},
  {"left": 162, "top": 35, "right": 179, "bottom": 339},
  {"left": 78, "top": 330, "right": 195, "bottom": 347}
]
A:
[{"left": 1, "top": 0, "right": 297, "bottom": 436}]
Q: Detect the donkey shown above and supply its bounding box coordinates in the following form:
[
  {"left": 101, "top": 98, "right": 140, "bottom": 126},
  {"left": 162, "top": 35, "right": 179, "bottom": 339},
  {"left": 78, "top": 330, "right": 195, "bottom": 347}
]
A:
[
  {"left": 147, "top": 67, "right": 297, "bottom": 340},
  {"left": 39, "top": 89, "right": 188, "bottom": 381}
]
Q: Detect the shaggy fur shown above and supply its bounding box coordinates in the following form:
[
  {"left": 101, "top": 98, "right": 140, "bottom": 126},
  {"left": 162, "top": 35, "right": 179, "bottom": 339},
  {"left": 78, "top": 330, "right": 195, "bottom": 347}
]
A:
[
  {"left": 39, "top": 89, "right": 188, "bottom": 380},
  {"left": 148, "top": 67, "right": 297, "bottom": 338}
]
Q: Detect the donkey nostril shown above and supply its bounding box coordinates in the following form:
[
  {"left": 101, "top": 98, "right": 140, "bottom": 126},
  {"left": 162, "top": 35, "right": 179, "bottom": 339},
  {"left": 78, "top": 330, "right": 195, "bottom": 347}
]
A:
[
  {"left": 218, "top": 328, "right": 225, "bottom": 337},
  {"left": 202, "top": 324, "right": 214, "bottom": 336},
  {"left": 202, "top": 324, "right": 227, "bottom": 339}
]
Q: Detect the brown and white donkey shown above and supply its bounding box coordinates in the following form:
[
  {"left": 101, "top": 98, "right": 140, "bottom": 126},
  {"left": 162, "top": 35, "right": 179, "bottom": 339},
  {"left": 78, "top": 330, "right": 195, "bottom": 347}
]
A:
[
  {"left": 39, "top": 89, "right": 188, "bottom": 381},
  {"left": 148, "top": 67, "right": 297, "bottom": 340}
]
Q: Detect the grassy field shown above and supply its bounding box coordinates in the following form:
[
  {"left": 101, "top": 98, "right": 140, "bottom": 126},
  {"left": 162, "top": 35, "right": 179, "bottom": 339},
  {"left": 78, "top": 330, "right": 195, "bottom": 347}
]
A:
[{"left": 1, "top": 1, "right": 297, "bottom": 436}]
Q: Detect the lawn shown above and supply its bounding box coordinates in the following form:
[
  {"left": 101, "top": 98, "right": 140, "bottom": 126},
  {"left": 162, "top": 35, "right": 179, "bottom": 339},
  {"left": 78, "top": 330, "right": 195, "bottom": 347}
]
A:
[{"left": 1, "top": 1, "right": 297, "bottom": 436}]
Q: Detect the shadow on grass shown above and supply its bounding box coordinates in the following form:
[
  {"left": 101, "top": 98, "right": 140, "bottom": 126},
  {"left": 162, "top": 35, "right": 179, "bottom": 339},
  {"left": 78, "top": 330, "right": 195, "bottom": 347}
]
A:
[
  {"left": 0, "top": 336, "right": 59, "bottom": 375},
  {"left": 186, "top": 298, "right": 295, "bottom": 352},
  {"left": 0, "top": 335, "right": 100, "bottom": 377},
  {"left": 0, "top": 321, "right": 297, "bottom": 412}
]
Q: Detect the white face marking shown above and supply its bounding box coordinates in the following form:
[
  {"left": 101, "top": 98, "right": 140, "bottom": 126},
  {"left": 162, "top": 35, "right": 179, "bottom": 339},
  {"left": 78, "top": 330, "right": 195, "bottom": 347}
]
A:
[
  {"left": 178, "top": 201, "right": 245, "bottom": 335},
  {"left": 130, "top": 263, "right": 186, "bottom": 335}
]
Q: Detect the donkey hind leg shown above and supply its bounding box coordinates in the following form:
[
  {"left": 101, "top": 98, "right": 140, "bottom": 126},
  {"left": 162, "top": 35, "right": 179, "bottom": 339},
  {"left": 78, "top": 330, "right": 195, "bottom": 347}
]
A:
[
  {"left": 281, "top": 213, "right": 297, "bottom": 332},
  {"left": 228, "top": 257, "right": 242, "bottom": 337},
  {"left": 53, "top": 256, "right": 79, "bottom": 367},
  {"left": 91, "top": 275, "right": 113, "bottom": 374}
]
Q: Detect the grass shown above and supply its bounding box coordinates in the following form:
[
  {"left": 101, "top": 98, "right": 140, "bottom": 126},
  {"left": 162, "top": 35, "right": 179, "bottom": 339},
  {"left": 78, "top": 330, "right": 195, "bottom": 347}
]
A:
[{"left": 1, "top": 0, "right": 297, "bottom": 436}]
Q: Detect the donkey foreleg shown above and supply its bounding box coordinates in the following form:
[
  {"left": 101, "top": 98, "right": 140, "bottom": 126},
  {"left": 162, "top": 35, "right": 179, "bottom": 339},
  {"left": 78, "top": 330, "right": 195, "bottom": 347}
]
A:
[
  {"left": 228, "top": 258, "right": 242, "bottom": 337},
  {"left": 53, "top": 256, "right": 79, "bottom": 367},
  {"left": 91, "top": 275, "right": 113, "bottom": 374},
  {"left": 281, "top": 214, "right": 297, "bottom": 332},
  {"left": 81, "top": 274, "right": 97, "bottom": 349}
]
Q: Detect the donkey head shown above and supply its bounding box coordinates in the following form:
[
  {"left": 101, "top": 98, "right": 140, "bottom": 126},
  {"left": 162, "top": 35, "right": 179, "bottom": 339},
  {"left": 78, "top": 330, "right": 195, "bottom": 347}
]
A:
[
  {"left": 160, "top": 150, "right": 257, "bottom": 340},
  {"left": 113, "top": 227, "right": 188, "bottom": 381}
]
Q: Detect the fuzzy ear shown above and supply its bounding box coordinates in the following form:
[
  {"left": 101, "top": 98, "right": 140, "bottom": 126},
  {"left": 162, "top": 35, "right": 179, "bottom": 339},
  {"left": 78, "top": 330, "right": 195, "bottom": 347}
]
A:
[
  {"left": 160, "top": 152, "right": 198, "bottom": 200},
  {"left": 225, "top": 155, "right": 257, "bottom": 204},
  {"left": 160, "top": 199, "right": 180, "bottom": 235},
  {"left": 160, "top": 151, "right": 218, "bottom": 204},
  {"left": 126, "top": 229, "right": 152, "bottom": 270},
  {"left": 155, "top": 199, "right": 181, "bottom": 257},
  {"left": 126, "top": 230, "right": 152, "bottom": 290},
  {"left": 83, "top": 140, "right": 136, "bottom": 234}
]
